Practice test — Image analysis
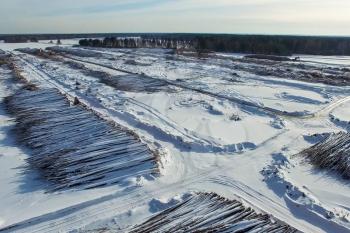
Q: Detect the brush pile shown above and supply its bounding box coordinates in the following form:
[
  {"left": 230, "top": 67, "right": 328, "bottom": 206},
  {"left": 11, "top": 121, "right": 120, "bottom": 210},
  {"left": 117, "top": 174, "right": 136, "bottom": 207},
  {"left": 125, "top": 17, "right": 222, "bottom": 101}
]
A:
[
  {"left": 130, "top": 192, "right": 298, "bottom": 233},
  {"left": 5, "top": 88, "right": 159, "bottom": 191},
  {"left": 299, "top": 132, "right": 350, "bottom": 179}
]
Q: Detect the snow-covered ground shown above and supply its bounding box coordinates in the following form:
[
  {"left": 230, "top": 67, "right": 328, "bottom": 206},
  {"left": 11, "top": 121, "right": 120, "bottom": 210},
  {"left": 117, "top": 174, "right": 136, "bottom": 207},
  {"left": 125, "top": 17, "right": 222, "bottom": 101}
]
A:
[
  {"left": 299, "top": 55, "right": 350, "bottom": 66},
  {"left": 0, "top": 40, "right": 350, "bottom": 233},
  {"left": 0, "top": 39, "right": 79, "bottom": 52}
]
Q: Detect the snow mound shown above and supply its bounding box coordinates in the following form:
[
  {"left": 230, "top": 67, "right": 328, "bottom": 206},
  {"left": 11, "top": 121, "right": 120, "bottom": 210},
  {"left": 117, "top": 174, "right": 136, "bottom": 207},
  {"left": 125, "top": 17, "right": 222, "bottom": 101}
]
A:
[
  {"left": 330, "top": 114, "right": 350, "bottom": 132},
  {"left": 262, "top": 153, "right": 350, "bottom": 230}
]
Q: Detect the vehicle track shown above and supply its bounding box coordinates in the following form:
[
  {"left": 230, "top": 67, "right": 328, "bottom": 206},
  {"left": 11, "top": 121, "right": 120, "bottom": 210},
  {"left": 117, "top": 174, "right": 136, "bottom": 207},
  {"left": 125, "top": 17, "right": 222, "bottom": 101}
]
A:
[
  {"left": 0, "top": 169, "right": 217, "bottom": 233},
  {"left": 59, "top": 54, "right": 316, "bottom": 118},
  {"left": 15, "top": 52, "right": 261, "bottom": 153}
]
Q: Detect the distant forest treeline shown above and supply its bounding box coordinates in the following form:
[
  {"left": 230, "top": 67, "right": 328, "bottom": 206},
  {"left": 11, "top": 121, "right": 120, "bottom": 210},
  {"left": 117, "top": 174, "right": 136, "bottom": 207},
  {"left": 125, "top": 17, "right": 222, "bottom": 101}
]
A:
[
  {"left": 79, "top": 37, "right": 194, "bottom": 50},
  {"left": 2, "top": 33, "right": 350, "bottom": 55},
  {"left": 79, "top": 35, "right": 350, "bottom": 56}
]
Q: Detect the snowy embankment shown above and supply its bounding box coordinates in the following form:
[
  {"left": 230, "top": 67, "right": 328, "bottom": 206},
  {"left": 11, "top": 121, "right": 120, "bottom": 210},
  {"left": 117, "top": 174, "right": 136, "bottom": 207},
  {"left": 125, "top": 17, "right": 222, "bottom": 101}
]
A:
[
  {"left": 262, "top": 153, "right": 350, "bottom": 232},
  {"left": 330, "top": 101, "right": 350, "bottom": 131}
]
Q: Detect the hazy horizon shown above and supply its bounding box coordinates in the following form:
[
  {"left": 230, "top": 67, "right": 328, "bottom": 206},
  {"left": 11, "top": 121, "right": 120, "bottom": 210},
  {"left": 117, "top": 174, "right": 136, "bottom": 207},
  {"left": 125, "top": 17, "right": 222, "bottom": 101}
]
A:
[{"left": 1, "top": 0, "right": 350, "bottom": 36}]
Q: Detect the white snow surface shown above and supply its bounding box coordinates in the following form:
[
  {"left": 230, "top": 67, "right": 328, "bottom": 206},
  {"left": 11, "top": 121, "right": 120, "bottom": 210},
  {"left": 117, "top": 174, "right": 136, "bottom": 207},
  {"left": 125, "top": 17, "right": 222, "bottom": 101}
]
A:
[{"left": 0, "top": 42, "right": 349, "bottom": 233}]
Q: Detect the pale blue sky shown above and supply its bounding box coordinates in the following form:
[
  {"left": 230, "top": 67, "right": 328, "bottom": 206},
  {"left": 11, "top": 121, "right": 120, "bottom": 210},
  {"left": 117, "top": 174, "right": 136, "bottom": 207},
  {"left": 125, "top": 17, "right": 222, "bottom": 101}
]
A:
[{"left": 1, "top": 0, "right": 350, "bottom": 35}]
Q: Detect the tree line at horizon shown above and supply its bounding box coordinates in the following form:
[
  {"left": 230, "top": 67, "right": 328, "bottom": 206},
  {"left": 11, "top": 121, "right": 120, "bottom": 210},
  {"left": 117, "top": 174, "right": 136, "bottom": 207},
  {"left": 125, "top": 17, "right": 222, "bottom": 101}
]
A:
[
  {"left": 2, "top": 33, "right": 350, "bottom": 56},
  {"left": 79, "top": 35, "right": 350, "bottom": 56}
]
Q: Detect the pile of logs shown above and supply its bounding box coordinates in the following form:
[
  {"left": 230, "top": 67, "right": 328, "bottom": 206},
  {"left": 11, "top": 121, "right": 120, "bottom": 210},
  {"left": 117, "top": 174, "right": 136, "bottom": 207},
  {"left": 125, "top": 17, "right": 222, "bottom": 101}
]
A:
[
  {"left": 64, "top": 60, "right": 169, "bottom": 93},
  {"left": 130, "top": 192, "right": 298, "bottom": 233},
  {"left": 299, "top": 132, "right": 350, "bottom": 179},
  {"left": 5, "top": 88, "right": 159, "bottom": 191}
]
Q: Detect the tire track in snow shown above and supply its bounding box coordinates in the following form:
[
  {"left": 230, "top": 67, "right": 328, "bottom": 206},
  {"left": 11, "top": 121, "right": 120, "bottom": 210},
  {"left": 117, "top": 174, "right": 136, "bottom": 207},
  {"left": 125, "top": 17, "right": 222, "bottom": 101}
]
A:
[
  {"left": 59, "top": 54, "right": 315, "bottom": 118},
  {"left": 15, "top": 52, "right": 260, "bottom": 153},
  {"left": 0, "top": 169, "right": 217, "bottom": 233}
]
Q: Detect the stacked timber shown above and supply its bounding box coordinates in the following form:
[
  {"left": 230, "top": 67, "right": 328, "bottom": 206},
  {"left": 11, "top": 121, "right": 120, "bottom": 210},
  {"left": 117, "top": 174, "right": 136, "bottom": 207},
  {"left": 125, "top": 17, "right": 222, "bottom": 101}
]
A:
[
  {"left": 130, "top": 192, "right": 298, "bottom": 233},
  {"left": 299, "top": 132, "right": 350, "bottom": 179},
  {"left": 5, "top": 88, "right": 159, "bottom": 191}
]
